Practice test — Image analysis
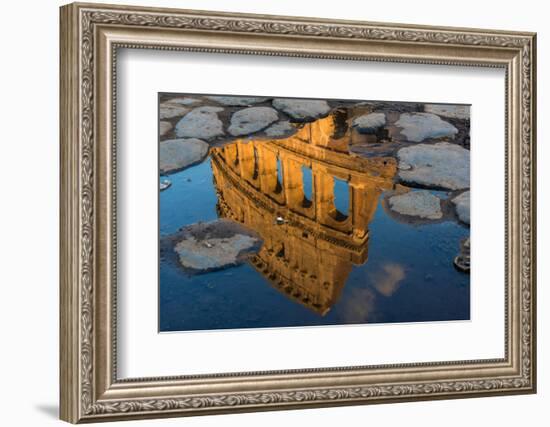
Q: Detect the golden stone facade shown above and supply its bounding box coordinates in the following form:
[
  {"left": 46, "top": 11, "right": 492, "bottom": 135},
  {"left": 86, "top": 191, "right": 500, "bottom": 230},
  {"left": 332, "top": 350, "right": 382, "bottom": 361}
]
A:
[{"left": 211, "top": 114, "right": 396, "bottom": 315}]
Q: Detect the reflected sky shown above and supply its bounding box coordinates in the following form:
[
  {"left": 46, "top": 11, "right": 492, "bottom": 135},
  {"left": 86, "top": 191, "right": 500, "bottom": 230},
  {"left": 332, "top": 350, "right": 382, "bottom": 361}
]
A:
[{"left": 159, "top": 107, "right": 470, "bottom": 332}]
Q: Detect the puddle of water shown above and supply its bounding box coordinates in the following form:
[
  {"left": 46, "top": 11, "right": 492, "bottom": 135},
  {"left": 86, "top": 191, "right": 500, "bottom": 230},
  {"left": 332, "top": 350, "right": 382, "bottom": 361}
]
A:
[
  {"left": 159, "top": 170, "right": 469, "bottom": 332},
  {"left": 159, "top": 106, "right": 470, "bottom": 332},
  {"left": 160, "top": 159, "right": 218, "bottom": 236}
]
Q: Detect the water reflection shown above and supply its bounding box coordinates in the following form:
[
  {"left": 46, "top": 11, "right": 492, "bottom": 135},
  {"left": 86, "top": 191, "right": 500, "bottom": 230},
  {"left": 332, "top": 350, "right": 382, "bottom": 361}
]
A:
[
  {"left": 210, "top": 114, "right": 397, "bottom": 314},
  {"left": 371, "top": 263, "right": 406, "bottom": 297}
]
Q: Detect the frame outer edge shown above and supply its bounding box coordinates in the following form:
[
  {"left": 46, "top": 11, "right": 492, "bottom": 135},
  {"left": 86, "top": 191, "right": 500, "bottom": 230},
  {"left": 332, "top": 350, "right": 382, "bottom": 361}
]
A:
[
  {"left": 59, "top": 2, "right": 537, "bottom": 422},
  {"left": 529, "top": 33, "right": 537, "bottom": 393},
  {"left": 68, "top": 1, "right": 537, "bottom": 37},
  {"left": 60, "top": 3, "right": 81, "bottom": 424}
]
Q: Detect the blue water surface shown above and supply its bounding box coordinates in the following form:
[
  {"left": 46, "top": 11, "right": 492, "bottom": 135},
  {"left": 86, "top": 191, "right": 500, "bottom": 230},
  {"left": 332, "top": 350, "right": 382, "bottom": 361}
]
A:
[{"left": 159, "top": 159, "right": 470, "bottom": 332}]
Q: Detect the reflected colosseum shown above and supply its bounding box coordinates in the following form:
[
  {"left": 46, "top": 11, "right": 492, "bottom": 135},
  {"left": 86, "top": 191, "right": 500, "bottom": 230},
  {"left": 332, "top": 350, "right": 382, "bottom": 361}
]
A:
[{"left": 211, "top": 114, "right": 396, "bottom": 314}]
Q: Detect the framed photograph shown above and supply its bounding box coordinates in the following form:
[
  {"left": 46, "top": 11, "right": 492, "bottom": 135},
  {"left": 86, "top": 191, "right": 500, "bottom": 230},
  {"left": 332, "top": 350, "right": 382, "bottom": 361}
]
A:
[{"left": 60, "top": 2, "right": 537, "bottom": 423}]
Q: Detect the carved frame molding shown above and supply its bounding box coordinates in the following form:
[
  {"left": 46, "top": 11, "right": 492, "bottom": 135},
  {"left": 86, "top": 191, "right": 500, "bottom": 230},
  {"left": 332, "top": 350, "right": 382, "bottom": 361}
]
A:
[{"left": 60, "top": 2, "right": 536, "bottom": 423}]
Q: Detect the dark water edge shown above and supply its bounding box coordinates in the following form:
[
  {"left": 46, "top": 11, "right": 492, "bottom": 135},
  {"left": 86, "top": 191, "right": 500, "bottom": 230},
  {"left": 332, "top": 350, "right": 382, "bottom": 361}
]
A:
[{"left": 159, "top": 159, "right": 470, "bottom": 333}]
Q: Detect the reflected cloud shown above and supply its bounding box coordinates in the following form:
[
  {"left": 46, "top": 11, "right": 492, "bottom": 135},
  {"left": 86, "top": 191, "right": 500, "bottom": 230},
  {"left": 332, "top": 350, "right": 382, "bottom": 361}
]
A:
[
  {"left": 371, "top": 263, "right": 406, "bottom": 297},
  {"left": 339, "top": 287, "right": 376, "bottom": 323},
  {"left": 338, "top": 262, "right": 405, "bottom": 323}
]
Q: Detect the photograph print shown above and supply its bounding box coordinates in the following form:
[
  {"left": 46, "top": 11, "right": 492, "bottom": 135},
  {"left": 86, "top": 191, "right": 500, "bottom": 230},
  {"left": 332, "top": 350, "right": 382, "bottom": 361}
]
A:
[{"left": 158, "top": 94, "right": 471, "bottom": 333}]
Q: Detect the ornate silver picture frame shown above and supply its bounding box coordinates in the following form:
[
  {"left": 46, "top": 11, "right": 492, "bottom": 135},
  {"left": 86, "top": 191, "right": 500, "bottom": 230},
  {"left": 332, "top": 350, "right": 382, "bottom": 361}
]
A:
[{"left": 60, "top": 2, "right": 536, "bottom": 423}]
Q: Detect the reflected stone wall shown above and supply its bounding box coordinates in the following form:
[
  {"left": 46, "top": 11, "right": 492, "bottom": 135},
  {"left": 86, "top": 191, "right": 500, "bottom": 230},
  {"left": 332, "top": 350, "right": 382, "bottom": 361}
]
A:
[{"left": 211, "top": 114, "right": 397, "bottom": 315}]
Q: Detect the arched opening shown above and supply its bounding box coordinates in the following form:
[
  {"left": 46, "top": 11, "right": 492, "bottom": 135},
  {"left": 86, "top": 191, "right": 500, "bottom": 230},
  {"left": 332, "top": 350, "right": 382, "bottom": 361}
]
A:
[
  {"left": 252, "top": 147, "right": 259, "bottom": 180},
  {"left": 275, "top": 243, "right": 285, "bottom": 258},
  {"left": 332, "top": 176, "right": 350, "bottom": 220},
  {"left": 301, "top": 165, "right": 313, "bottom": 208},
  {"left": 274, "top": 156, "right": 283, "bottom": 194}
]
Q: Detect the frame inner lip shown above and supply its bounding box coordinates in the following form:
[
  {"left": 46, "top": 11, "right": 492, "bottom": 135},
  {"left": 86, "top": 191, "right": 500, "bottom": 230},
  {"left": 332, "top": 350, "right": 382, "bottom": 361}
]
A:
[{"left": 110, "top": 44, "right": 510, "bottom": 383}]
